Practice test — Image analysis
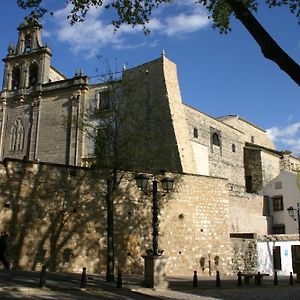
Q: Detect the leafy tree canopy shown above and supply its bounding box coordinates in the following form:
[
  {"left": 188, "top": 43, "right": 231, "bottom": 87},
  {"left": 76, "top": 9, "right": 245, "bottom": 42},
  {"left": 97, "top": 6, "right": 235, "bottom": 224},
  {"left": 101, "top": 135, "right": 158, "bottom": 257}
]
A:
[
  {"left": 17, "top": 1, "right": 300, "bottom": 85},
  {"left": 17, "top": 0, "right": 300, "bottom": 32}
]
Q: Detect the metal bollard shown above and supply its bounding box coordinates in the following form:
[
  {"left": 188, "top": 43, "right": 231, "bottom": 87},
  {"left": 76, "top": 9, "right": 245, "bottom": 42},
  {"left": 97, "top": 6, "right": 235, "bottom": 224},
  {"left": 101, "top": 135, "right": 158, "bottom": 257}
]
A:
[
  {"left": 117, "top": 269, "right": 122, "bottom": 288},
  {"left": 81, "top": 267, "right": 87, "bottom": 289},
  {"left": 39, "top": 265, "right": 46, "bottom": 288},
  {"left": 289, "top": 272, "right": 294, "bottom": 285},
  {"left": 237, "top": 271, "right": 242, "bottom": 287},
  {"left": 193, "top": 270, "right": 198, "bottom": 287},
  {"left": 216, "top": 271, "right": 221, "bottom": 287},
  {"left": 274, "top": 271, "right": 278, "bottom": 286},
  {"left": 256, "top": 272, "right": 261, "bottom": 286}
]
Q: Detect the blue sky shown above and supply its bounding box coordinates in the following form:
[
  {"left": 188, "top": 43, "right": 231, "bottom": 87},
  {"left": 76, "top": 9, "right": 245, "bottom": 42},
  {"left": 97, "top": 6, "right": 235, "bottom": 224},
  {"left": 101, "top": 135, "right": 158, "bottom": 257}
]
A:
[{"left": 1, "top": 1, "right": 300, "bottom": 156}]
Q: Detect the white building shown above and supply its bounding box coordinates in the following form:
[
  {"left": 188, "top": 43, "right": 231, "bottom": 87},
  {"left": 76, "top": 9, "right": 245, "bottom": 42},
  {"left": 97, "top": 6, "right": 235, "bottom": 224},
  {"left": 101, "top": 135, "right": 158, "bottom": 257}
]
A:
[
  {"left": 257, "top": 235, "right": 300, "bottom": 276},
  {"left": 260, "top": 170, "right": 300, "bottom": 235}
]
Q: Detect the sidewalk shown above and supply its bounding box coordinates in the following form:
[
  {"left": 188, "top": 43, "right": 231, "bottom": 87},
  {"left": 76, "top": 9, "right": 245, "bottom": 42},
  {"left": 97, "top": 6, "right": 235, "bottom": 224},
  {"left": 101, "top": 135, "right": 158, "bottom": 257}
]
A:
[{"left": 0, "top": 270, "right": 300, "bottom": 299}]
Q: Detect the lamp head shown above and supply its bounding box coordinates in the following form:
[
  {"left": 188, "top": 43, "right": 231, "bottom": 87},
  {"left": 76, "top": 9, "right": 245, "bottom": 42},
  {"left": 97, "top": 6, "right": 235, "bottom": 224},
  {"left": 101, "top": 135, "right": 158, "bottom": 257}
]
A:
[
  {"left": 135, "top": 173, "right": 149, "bottom": 190},
  {"left": 287, "top": 206, "right": 295, "bottom": 219},
  {"left": 161, "top": 176, "right": 175, "bottom": 192}
]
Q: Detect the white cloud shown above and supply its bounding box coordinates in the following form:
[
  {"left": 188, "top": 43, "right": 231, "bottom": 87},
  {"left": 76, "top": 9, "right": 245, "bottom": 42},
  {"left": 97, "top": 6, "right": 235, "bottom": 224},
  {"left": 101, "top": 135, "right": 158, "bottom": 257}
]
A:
[
  {"left": 163, "top": 12, "right": 209, "bottom": 36},
  {"left": 267, "top": 123, "right": 300, "bottom": 141},
  {"left": 267, "top": 122, "right": 300, "bottom": 156},
  {"left": 47, "top": 1, "right": 210, "bottom": 57}
]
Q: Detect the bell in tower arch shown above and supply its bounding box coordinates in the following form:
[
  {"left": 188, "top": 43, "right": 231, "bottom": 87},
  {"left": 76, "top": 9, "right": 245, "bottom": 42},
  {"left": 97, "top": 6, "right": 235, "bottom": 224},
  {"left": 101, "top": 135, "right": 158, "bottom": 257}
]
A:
[
  {"left": 12, "top": 66, "right": 21, "bottom": 90},
  {"left": 24, "top": 33, "right": 32, "bottom": 53},
  {"left": 29, "top": 62, "right": 39, "bottom": 86}
]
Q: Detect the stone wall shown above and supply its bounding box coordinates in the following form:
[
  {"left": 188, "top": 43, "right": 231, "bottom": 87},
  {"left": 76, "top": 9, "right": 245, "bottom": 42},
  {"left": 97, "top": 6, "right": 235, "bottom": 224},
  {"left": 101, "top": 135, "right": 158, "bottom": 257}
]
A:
[
  {"left": 281, "top": 154, "right": 300, "bottom": 172},
  {"left": 0, "top": 159, "right": 236, "bottom": 276},
  {"left": 0, "top": 77, "right": 89, "bottom": 166},
  {"left": 231, "top": 236, "right": 258, "bottom": 274},
  {"left": 229, "top": 192, "right": 268, "bottom": 235},
  {"left": 184, "top": 105, "right": 245, "bottom": 187},
  {"left": 261, "top": 151, "right": 281, "bottom": 187},
  {"left": 218, "top": 116, "right": 275, "bottom": 150},
  {"left": 159, "top": 174, "right": 232, "bottom": 275},
  {"left": 244, "top": 147, "right": 281, "bottom": 192},
  {"left": 244, "top": 148, "right": 263, "bottom": 192},
  {"left": 121, "top": 56, "right": 196, "bottom": 174}
]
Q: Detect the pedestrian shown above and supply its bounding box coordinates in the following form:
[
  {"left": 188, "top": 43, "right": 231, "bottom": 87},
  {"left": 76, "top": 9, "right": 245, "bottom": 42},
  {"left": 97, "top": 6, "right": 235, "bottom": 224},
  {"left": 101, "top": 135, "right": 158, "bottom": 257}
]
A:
[{"left": 0, "top": 231, "right": 10, "bottom": 270}]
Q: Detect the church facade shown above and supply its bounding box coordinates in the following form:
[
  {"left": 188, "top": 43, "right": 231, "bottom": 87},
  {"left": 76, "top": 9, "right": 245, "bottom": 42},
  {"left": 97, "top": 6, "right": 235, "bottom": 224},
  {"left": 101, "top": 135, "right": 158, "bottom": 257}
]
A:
[{"left": 0, "top": 16, "right": 299, "bottom": 275}]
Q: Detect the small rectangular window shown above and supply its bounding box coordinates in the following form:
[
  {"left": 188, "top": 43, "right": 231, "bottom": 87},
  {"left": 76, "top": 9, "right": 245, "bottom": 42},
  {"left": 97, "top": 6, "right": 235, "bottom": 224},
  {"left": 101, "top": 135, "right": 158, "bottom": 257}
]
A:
[
  {"left": 251, "top": 136, "right": 255, "bottom": 143},
  {"left": 193, "top": 128, "right": 198, "bottom": 138},
  {"left": 96, "top": 91, "right": 110, "bottom": 110},
  {"left": 272, "top": 224, "right": 285, "bottom": 234},
  {"left": 275, "top": 181, "right": 282, "bottom": 190},
  {"left": 272, "top": 196, "right": 283, "bottom": 211}
]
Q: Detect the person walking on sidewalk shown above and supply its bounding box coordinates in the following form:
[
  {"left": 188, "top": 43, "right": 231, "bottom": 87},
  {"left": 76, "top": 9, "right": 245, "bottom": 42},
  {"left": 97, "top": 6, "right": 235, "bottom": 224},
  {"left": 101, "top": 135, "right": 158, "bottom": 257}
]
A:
[{"left": 0, "top": 231, "right": 10, "bottom": 270}]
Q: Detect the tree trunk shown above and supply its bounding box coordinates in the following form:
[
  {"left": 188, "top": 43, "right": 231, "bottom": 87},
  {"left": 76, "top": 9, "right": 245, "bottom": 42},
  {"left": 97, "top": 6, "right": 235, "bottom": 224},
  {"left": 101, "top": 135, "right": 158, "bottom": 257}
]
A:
[
  {"left": 106, "top": 178, "right": 115, "bottom": 282},
  {"left": 226, "top": 0, "right": 300, "bottom": 86}
]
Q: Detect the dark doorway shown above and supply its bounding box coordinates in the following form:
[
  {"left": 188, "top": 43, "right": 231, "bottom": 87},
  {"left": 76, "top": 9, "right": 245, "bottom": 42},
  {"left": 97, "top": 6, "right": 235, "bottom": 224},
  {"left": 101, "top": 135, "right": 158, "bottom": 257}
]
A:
[{"left": 245, "top": 175, "right": 253, "bottom": 193}]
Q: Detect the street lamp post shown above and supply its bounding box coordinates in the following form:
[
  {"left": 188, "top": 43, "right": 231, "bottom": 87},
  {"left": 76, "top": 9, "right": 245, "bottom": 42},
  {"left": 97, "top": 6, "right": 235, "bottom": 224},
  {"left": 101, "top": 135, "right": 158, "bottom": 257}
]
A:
[
  {"left": 287, "top": 203, "right": 300, "bottom": 241},
  {"left": 287, "top": 203, "right": 300, "bottom": 282},
  {"left": 135, "top": 173, "right": 174, "bottom": 288}
]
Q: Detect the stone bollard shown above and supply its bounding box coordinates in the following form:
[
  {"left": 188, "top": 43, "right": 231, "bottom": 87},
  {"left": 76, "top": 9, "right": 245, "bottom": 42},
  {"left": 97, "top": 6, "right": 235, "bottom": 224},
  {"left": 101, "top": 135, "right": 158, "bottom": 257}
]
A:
[
  {"left": 216, "top": 271, "right": 221, "bottom": 288},
  {"left": 193, "top": 270, "right": 198, "bottom": 287},
  {"left": 289, "top": 272, "right": 294, "bottom": 285},
  {"left": 39, "top": 265, "right": 46, "bottom": 288},
  {"left": 237, "top": 271, "right": 242, "bottom": 287},
  {"left": 256, "top": 272, "right": 261, "bottom": 286},
  {"left": 80, "top": 267, "right": 87, "bottom": 289},
  {"left": 117, "top": 269, "right": 122, "bottom": 288},
  {"left": 274, "top": 271, "right": 278, "bottom": 286}
]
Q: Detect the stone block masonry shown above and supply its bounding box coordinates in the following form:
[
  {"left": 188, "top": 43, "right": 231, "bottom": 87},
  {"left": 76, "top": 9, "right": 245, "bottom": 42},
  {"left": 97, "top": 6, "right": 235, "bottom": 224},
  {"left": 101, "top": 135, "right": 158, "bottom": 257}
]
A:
[{"left": 0, "top": 159, "right": 238, "bottom": 276}]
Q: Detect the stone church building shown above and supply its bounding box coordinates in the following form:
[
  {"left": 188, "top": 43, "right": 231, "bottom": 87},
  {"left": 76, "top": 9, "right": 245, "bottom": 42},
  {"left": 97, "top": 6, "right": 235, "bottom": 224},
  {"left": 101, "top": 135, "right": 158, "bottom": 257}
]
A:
[{"left": 0, "top": 16, "right": 299, "bottom": 276}]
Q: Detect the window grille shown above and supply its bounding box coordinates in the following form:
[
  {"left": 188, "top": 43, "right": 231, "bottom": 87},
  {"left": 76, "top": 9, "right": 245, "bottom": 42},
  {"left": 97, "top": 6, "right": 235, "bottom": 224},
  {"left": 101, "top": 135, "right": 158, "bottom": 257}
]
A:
[
  {"left": 272, "top": 196, "right": 284, "bottom": 211},
  {"left": 96, "top": 91, "right": 110, "bottom": 110}
]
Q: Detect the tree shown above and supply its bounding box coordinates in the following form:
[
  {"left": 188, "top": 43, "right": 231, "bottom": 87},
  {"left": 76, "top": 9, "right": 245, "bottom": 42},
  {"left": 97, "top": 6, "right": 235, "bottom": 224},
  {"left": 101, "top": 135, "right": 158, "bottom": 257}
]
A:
[
  {"left": 17, "top": 0, "right": 300, "bottom": 86},
  {"left": 77, "top": 60, "right": 150, "bottom": 281},
  {"left": 79, "top": 67, "right": 123, "bottom": 282}
]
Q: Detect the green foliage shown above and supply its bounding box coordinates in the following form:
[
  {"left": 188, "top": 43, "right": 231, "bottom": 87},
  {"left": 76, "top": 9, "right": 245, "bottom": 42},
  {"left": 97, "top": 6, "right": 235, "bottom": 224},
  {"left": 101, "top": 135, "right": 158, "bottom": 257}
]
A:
[
  {"left": 17, "top": 0, "right": 172, "bottom": 33},
  {"left": 17, "top": 0, "right": 300, "bottom": 33},
  {"left": 17, "top": 0, "right": 47, "bottom": 17},
  {"left": 197, "top": 0, "right": 257, "bottom": 33},
  {"left": 197, "top": 0, "right": 300, "bottom": 33}
]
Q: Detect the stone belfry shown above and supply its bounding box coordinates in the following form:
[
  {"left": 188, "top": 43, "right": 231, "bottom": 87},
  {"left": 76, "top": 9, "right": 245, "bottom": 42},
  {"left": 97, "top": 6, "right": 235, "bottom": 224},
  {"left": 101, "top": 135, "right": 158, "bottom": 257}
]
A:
[
  {"left": 2, "top": 13, "right": 51, "bottom": 92},
  {"left": 0, "top": 14, "right": 52, "bottom": 161}
]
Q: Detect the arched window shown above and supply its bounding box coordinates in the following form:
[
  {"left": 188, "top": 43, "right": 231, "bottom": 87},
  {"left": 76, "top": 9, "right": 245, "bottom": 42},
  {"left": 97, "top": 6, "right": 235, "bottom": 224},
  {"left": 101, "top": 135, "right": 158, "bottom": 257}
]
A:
[
  {"left": 10, "top": 119, "right": 25, "bottom": 151},
  {"left": 193, "top": 128, "right": 198, "bottom": 138},
  {"left": 212, "top": 132, "right": 220, "bottom": 146},
  {"left": 232, "top": 144, "right": 236, "bottom": 153},
  {"left": 24, "top": 34, "right": 32, "bottom": 52},
  {"left": 29, "top": 63, "right": 39, "bottom": 86},
  {"left": 12, "top": 66, "right": 21, "bottom": 90}
]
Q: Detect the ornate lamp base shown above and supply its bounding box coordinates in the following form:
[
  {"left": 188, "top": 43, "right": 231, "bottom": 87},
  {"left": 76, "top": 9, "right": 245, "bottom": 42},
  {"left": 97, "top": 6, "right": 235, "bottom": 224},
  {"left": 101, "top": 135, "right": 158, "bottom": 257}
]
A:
[{"left": 142, "top": 255, "right": 169, "bottom": 289}]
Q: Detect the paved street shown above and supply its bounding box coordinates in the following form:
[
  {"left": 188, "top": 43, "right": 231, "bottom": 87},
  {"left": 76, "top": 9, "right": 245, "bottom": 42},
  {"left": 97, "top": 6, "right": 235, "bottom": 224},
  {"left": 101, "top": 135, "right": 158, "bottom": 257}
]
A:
[{"left": 0, "top": 270, "right": 300, "bottom": 299}]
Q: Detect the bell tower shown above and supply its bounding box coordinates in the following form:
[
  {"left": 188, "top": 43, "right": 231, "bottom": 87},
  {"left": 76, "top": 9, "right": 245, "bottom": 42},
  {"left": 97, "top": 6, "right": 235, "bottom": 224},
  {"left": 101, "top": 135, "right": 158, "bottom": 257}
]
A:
[
  {"left": 0, "top": 14, "right": 52, "bottom": 162},
  {"left": 1, "top": 13, "right": 52, "bottom": 93}
]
